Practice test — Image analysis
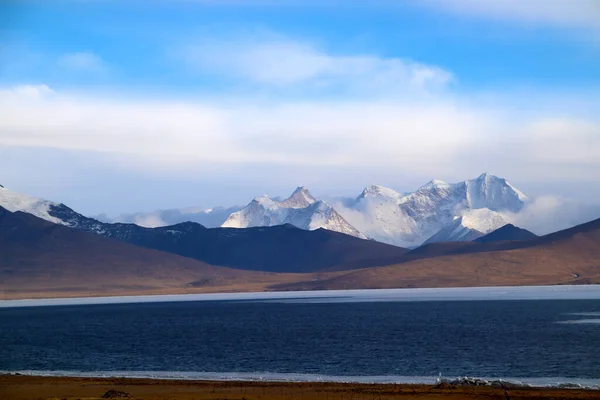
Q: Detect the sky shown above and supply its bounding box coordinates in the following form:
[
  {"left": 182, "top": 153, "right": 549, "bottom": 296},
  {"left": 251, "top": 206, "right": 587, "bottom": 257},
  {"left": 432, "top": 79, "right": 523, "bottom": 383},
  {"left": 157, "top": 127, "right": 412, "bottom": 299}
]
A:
[{"left": 1, "top": 0, "right": 599, "bottom": 215}]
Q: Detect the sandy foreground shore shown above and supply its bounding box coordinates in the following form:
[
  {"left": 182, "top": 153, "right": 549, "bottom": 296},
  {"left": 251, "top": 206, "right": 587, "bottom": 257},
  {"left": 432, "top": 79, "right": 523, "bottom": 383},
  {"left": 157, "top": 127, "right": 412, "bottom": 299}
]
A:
[{"left": 1, "top": 375, "right": 599, "bottom": 400}]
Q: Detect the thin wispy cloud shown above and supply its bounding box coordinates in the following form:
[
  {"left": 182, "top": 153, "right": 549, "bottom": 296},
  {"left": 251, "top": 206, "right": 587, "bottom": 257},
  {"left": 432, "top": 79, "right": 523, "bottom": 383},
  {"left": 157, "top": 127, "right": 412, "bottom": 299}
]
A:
[{"left": 182, "top": 36, "right": 452, "bottom": 92}]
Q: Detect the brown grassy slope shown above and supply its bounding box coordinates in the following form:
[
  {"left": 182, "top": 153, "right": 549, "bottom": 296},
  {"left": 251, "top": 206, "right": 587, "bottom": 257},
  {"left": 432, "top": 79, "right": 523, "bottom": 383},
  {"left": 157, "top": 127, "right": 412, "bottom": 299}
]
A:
[
  {"left": 0, "top": 208, "right": 287, "bottom": 299},
  {"left": 270, "top": 218, "right": 600, "bottom": 290}
]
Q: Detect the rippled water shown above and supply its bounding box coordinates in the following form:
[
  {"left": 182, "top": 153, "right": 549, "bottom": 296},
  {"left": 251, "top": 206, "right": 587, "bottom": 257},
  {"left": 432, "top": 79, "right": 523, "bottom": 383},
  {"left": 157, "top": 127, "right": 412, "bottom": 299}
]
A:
[{"left": 1, "top": 293, "right": 599, "bottom": 384}]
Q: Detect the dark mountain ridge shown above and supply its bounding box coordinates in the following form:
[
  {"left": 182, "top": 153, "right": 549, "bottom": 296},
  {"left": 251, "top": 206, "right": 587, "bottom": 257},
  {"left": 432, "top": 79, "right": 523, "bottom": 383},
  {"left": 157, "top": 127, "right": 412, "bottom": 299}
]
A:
[
  {"left": 38, "top": 203, "right": 411, "bottom": 273},
  {"left": 475, "top": 224, "right": 538, "bottom": 243}
]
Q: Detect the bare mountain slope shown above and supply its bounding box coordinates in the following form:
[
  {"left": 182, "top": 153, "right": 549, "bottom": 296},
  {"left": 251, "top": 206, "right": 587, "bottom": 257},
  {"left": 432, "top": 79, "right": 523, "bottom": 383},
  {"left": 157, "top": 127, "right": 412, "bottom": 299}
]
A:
[{"left": 270, "top": 218, "right": 600, "bottom": 291}]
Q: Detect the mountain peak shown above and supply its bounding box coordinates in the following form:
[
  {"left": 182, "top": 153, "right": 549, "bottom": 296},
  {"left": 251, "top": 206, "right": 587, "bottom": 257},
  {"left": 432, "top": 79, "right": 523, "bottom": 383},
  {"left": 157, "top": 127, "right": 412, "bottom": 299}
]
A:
[
  {"left": 470, "top": 173, "right": 504, "bottom": 186},
  {"left": 358, "top": 184, "right": 400, "bottom": 200},
  {"left": 252, "top": 195, "right": 277, "bottom": 208},
  {"left": 420, "top": 179, "right": 450, "bottom": 189},
  {"left": 280, "top": 186, "right": 317, "bottom": 208},
  {"left": 464, "top": 173, "right": 527, "bottom": 212},
  {"left": 293, "top": 186, "right": 308, "bottom": 193},
  {"left": 430, "top": 179, "right": 447, "bottom": 185}
]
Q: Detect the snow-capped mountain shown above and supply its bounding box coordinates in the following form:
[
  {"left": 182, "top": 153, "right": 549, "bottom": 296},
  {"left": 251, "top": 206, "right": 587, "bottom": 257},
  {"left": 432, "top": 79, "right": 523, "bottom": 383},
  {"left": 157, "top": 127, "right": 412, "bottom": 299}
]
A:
[
  {"left": 0, "top": 185, "right": 65, "bottom": 225},
  {"left": 6, "top": 172, "right": 597, "bottom": 249},
  {"left": 97, "top": 205, "right": 241, "bottom": 228},
  {"left": 0, "top": 184, "right": 116, "bottom": 235},
  {"left": 337, "top": 173, "right": 528, "bottom": 247},
  {"left": 222, "top": 187, "right": 365, "bottom": 238}
]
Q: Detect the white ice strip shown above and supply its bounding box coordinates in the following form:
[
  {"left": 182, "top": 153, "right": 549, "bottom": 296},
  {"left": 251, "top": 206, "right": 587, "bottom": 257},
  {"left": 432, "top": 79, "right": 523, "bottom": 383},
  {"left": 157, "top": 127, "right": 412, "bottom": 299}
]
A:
[
  {"left": 556, "top": 319, "right": 600, "bottom": 324},
  {"left": 1, "top": 370, "right": 599, "bottom": 389},
  {"left": 1, "top": 285, "right": 600, "bottom": 308}
]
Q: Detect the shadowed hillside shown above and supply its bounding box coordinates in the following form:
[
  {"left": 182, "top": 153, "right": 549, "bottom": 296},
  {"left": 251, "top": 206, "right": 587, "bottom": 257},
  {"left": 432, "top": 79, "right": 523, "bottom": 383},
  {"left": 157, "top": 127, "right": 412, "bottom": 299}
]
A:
[
  {"left": 47, "top": 202, "right": 411, "bottom": 273},
  {"left": 475, "top": 224, "right": 538, "bottom": 243},
  {"left": 126, "top": 223, "right": 410, "bottom": 273},
  {"left": 0, "top": 207, "right": 277, "bottom": 299}
]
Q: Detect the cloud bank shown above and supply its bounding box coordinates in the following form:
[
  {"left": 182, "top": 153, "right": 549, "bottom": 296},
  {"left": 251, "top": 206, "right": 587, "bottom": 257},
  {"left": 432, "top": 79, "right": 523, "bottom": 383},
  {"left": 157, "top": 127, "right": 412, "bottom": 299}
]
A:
[
  {"left": 1, "top": 83, "right": 599, "bottom": 185},
  {"left": 505, "top": 196, "right": 600, "bottom": 235}
]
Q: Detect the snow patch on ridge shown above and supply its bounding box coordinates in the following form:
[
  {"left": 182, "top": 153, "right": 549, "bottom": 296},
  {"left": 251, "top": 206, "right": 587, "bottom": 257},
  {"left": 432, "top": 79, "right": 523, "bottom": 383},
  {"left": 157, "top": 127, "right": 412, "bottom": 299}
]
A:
[{"left": 0, "top": 186, "right": 63, "bottom": 224}]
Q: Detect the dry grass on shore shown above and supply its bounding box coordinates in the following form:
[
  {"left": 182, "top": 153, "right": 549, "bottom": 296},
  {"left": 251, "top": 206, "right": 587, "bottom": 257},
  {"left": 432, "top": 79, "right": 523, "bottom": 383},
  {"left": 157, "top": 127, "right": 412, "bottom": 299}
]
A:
[{"left": 1, "top": 375, "right": 599, "bottom": 400}]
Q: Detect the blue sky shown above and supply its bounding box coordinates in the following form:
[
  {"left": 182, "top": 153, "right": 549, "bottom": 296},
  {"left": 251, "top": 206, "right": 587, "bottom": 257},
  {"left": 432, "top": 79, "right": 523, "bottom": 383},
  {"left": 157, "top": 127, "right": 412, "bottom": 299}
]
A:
[{"left": 1, "top": 0, "right": 599, "bottom": 214}]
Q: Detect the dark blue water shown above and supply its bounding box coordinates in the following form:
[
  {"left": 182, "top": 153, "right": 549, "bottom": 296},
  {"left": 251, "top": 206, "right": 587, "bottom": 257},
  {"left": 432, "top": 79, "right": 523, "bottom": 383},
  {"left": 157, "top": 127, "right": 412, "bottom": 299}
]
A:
[{"left": 1, "top": 299, "right": 599, "bottom": 379}]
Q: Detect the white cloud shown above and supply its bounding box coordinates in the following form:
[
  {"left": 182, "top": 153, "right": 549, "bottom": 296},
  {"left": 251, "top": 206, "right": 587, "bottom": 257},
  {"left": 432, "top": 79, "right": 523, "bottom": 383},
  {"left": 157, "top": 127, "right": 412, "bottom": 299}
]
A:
[
  {"left": 0, "top": 84, "right": 599, "bottom": 192},
  {"left": 183, "top": 36, "right": 452, "bottom": 91},
  {"left": 3, "top": 84, "right": 55, "bottom": 100},
  {"left": 57, "top": 51, "right": 107, "bottom": 73},
  {"left": 418, "top": 0, "right": 600, "bottom": 29},
  {"left": 0, "top": 85, "right": 488, "bottom": 170},
  {"left": 505, "top": 196, "right": 600, "bottom": 235}
]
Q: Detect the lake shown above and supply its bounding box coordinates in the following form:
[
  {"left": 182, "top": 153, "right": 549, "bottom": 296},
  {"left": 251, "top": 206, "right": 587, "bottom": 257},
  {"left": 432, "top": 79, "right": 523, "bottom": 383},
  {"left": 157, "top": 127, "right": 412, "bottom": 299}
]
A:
[{"left": 1, "top": 286, "right": 599, "bottom": 387}]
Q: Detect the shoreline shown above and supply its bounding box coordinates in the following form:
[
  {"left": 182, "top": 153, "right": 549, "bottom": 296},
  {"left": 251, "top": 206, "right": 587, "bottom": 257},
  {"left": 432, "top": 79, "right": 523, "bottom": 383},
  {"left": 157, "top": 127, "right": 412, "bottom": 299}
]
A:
[
  {"left": 2, "top": 284, "right": 600, "bottom": 307},
  {"left": 2, "top": 374, "right": 599, "bottom": 400},
  {"left": 3, "top": 370, "right": 600, "bottom": 389}
]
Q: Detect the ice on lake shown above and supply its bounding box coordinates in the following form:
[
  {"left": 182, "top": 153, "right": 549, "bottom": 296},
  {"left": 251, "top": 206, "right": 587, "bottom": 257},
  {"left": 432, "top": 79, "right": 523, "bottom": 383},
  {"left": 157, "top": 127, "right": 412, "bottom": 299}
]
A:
[{"left": 2, "top": 285, "right": 599, "bottom": 308}]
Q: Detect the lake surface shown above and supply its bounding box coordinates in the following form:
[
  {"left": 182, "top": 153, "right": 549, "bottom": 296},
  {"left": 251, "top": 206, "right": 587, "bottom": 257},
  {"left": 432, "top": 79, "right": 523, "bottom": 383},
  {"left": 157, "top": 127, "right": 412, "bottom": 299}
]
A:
[{"left": 1, "top": 287, "right": 600, "bottom": 386}]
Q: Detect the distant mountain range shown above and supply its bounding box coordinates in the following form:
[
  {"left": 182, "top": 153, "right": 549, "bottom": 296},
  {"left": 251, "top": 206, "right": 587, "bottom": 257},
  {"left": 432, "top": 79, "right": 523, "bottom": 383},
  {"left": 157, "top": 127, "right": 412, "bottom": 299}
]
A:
[
  {"left": 84, "top": 173, "right": 540, "bottom": 247},
  {"left": 0, "top": 186, "right": 408, "bottom": 273},
  {"left": 3, "top": 173, "right": 600, "bottom": 251}
]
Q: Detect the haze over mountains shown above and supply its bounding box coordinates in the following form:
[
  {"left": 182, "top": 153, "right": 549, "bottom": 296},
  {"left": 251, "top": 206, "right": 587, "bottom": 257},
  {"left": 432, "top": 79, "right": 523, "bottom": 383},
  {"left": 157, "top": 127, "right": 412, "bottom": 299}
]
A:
[{"left": 96, "top": 206, "right": 241, "bottom": 230}]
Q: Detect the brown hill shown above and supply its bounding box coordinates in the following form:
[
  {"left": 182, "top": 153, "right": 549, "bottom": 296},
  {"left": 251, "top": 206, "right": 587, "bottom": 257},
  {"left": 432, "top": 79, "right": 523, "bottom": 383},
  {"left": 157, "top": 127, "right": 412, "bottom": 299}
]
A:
[
  {"left": 0, "top": 207, "right": 287, "bottom": 299},
  {"left": 270, "top": 218, "right": 600, "bottom": 291}
]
